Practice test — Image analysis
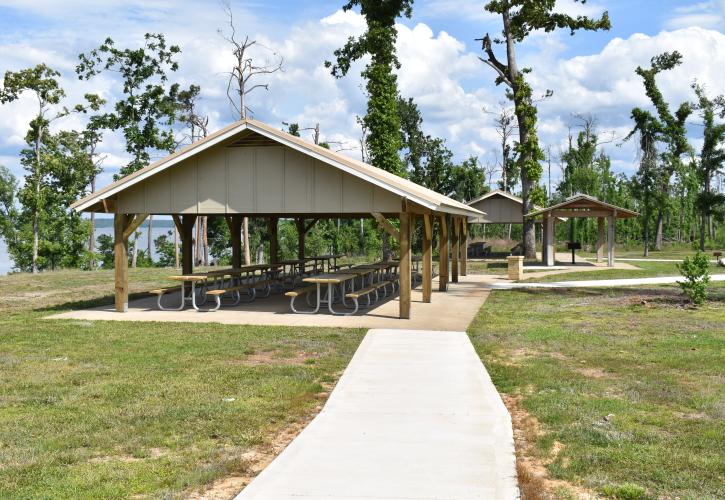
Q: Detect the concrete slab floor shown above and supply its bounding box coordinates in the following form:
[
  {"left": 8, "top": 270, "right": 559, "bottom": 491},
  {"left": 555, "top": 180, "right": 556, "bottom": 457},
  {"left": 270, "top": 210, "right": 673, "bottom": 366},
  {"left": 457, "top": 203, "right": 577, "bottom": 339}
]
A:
[
  {"left": 47, "top": 274, "right": 495, "bottom": 331},
  {"left": 235, "top": 329, "right": 519, "bottom": 500}
]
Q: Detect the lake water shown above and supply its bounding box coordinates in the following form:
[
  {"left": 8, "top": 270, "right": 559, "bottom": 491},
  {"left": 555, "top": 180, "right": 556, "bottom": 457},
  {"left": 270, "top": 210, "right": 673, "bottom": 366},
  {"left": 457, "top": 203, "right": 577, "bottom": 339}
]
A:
[{"left": 0, "top": 224, "right": 175, "bottom": 275}]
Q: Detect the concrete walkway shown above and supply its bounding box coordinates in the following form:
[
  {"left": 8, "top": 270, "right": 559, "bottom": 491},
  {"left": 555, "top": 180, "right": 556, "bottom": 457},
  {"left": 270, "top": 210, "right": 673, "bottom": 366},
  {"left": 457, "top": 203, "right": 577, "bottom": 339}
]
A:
[
  {"left": 236, "top": 329, "right": 519, "bottom": 500},
  {"left": 489, "top": 273, "right": 725, "bottom": 289}
]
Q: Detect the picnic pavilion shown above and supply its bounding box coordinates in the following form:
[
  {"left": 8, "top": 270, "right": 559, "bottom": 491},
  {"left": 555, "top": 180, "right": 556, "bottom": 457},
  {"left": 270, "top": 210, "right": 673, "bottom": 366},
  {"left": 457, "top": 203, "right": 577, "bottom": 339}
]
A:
[
  {"left": 71, "top": 118, "right": 484, "bottom": 319},
  {"left": 526, "top": 194, "right": 638, "bottom": 267}
]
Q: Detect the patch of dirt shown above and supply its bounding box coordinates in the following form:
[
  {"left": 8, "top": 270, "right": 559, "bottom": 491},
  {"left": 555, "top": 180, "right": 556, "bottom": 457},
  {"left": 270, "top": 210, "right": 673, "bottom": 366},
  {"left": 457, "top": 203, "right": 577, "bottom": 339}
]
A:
[
  {"left": 228, "top": 349, "right": 323, "bottom": 366},
  {"left": 673, "top": 410, "right": 708, "bottom": 420},
  {"left": 574, "top": 366, "right": 612, "bottom": 379},
  {"left": 89, "top": 447, "right": 167, "bottom": 463},
  {"left": 502, "top": 393, "right": 597, "bottom": 500}
]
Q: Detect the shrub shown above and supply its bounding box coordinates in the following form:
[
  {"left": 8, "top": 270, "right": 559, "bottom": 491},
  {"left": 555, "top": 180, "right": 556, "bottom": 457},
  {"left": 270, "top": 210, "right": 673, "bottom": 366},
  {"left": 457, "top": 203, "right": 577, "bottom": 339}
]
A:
[{"left": 677, "top": 251, "right": 711, "bottom": 306}]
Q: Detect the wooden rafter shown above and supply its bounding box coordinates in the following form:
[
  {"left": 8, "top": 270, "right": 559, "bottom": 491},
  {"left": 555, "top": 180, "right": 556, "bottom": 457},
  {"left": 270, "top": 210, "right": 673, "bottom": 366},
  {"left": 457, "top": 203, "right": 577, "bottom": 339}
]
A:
[{"left": 123, "top": 213, "right": 149, "bottom": 241}]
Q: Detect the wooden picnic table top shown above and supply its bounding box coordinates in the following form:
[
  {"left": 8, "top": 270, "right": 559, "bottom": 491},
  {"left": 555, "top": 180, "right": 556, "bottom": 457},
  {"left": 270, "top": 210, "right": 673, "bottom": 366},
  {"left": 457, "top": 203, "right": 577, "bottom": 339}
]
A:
[
  {"left": 167, "top": 275, "right": 207, "bottom": 282},
  {"left": 303, "top": 273, "right": 357, "bottom": 284},
  {"left": 331, "top": 268, "right": 374, "bottom": 276},
  {"left": 277, "top": 259, "right": 304, "bottom": 265}
]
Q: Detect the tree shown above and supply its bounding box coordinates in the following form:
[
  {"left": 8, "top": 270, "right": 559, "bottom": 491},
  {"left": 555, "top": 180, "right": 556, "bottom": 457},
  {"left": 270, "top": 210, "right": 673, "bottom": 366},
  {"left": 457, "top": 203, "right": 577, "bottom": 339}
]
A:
[
  {"left": 1, "top": 64, "right": 100, "bottom": 272},
  {"left": 692, "top": 83, "right": 725, "bottom": 250},
  {"left": 77, "top": 33, "right": 182, "bottom": 266},
  {"left": 627, "top": 108, "right": 662, "bottom": 256},
  {"left": 0, "top": 166, "right": 18, "bottom": 261},
  {"left": 327, "top": 0, "right": 413, "bottom": 259},
  {"left": 327, "top": 0, "right": 412, "bottom": 178},
  {"left": 633, "top": 51, "right": 693, "bottom": 250},
  {"left": 478, "top": 0, "right": 610, "bottom": 258},
  {"left": 219, "top": 0, "right": 283, "bottom": 265}
]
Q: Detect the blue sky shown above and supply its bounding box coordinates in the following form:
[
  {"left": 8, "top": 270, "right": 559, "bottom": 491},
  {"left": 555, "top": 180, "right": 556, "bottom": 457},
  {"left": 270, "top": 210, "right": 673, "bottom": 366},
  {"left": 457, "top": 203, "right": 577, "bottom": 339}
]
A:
[{"left": 1, "top": 0, "right": 724, "bottom": 192}]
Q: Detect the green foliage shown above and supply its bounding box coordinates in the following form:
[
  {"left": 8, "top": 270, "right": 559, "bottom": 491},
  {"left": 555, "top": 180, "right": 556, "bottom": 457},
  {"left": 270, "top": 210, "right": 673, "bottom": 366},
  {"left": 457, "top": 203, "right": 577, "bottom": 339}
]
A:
[
  {"left": 677, "top": 251, "right": 711, "bottom": 306},
  {"left": 96, "top": 233, "right": 114, "bottom": 269},
  {"left": 77, "top": 33, "right": 182, "bottom": 177},
  {"left": 600, "top": 483, "right": 648, "bottom": 499},
  {"left": 326, "top": 0, "right": 413, "bottom": 177},
  {"left": 154, "top": 231, "right": 176, "bottom": 267}
]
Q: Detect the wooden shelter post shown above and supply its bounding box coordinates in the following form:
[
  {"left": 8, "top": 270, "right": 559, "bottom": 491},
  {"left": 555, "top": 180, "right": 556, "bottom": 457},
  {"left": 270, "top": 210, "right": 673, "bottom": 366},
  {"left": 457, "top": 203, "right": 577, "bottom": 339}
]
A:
[
  {"left": 422, "top": 213, "right": 432, "bottom": 303},
  {"left": 399, "top": 211, "right": 411, "bottom": 319},
  {"left": 460, "top": 218, "right": 468, "bottom": 276},
  {"left": 180, "top": 216, "right": 196, "bottom": 275},
  {"left": 607, "top": 213, "right": 615, "bottom": 267},
  {"left": 596, "top": 217, "right": 605, "bottom": 263},
  {"left": 545, "top": 214, "right": 555, "bottom": 266},
  {"left": 451, "top": 217, "right": 459, "bottom": 283},
  {"left": 438, "top": 214, "right": 449, "bottom": 291},
  {"left": 114, "top": 214, "right": 130, "bottom": 312},
  {"left": 268, "top": 217, "right": 279, "bottom": 264},
  {"left": 226, "top": 215, "right": 243, "bottom": 268}
]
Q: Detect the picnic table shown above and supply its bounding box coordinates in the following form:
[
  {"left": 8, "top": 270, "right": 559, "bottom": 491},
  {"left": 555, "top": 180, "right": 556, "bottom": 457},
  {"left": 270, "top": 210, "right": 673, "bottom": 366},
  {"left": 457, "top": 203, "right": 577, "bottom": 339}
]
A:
[
  {"left": 165, "top": 275, "right": 212, "bottom": 311},
  {"left": 302, "top": 273, "right": 358, "bottom": 315}
]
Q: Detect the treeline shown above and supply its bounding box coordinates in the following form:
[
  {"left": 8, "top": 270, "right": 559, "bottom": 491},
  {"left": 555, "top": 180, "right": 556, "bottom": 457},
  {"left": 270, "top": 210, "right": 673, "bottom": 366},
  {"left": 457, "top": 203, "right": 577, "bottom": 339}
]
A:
[{"left": 1, "top": 1, "right": 723, "bottom": 274}]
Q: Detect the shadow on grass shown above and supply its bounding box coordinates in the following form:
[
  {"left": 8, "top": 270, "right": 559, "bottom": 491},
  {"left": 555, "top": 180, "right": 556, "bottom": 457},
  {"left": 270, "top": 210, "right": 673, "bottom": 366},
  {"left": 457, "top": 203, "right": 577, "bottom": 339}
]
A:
[{"left": 37, "top": 292, "right": 149, "bottom": 314}]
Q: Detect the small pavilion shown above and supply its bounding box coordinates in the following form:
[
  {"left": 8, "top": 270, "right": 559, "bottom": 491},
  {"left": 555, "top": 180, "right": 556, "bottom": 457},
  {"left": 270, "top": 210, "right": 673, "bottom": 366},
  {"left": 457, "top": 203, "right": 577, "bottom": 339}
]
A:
[
  {"left": 71, "top": 119, "right": 483, "bottom": 319},
  {"left": 526, "top": 194, "right": 638, "bottom": 267},
  {"left": 467, "top": 190, "right": 527, "bottom": 225}
]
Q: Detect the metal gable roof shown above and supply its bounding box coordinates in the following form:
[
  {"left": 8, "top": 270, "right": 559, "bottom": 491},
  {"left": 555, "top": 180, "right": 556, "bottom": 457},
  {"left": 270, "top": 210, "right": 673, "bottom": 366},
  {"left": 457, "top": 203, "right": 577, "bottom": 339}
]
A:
[{"left": 72, "top": 118, "right": 484, "bottom": 218}]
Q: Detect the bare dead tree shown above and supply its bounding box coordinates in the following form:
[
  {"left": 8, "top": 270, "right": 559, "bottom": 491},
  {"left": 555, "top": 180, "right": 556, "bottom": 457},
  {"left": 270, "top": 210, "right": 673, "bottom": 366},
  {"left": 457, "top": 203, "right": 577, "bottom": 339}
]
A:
[
  {"left": 484, "top": 103, "right": 517, "bottom": 192},
  {"left": 219, "top": 1, "right": 283, "bottom": 120},
  {"left": 219, "top": 0, "right": 283, "bottom": 265}
]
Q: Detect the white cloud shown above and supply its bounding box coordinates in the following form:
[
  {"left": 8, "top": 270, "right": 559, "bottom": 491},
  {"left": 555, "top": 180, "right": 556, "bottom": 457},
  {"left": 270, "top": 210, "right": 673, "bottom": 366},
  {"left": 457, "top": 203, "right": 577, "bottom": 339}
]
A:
[
  {"left": 665, "top": 0, "right": 725, "bottom": 29},
  {"left": 0, "top": 2, "right": 723, "bottom": 195}
]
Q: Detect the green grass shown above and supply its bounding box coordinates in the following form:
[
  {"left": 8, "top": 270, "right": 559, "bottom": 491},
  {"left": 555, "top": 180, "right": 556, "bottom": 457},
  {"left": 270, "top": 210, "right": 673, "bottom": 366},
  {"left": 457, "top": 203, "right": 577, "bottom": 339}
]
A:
[
  {"left": 468, "top": 284, "right": 725, "bottom": 499},
  {"left": 0, "top": 269, "right": 365, "bottom": 498},
  {"left": 528, "top": 260, "right": 725, "bottom": 282}
]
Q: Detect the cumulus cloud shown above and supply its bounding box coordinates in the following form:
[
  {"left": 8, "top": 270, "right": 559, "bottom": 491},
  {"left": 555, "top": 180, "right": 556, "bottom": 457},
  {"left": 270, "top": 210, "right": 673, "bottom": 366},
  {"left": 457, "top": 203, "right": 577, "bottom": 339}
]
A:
[{"left": 0, "top": 1, "right": 723, "bottom": 193}]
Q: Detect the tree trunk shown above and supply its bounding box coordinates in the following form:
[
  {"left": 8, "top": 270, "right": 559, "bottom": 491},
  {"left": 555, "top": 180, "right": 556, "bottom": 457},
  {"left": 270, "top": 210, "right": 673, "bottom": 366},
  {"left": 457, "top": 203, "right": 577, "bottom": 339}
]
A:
[
  {"left": 655, "top": 210, "right": 663, "bottom": 251},
  {"left": 147, "top": 215, "right": 153, "bottom": 263},
  {"left": 32, "top": 131, "right": 42, "bottom": 274},
  {"left": 174, "top": 226, "right": 179, "bottom": 268},
  {"left": 89, "top": 176, "right": 96, "bottom": 269},
  {"left": 132, "top": 236, "right": 138, "bottom": 268},
  {"left": 195, "top": 219, "right": 201, "bottom": 266},
  {"left": 243, "top": 217, "right": 251, "bottom": 265},
  {"left": 642, "top": 205, "right": 649, "bottom": 257},
  {"left": 502, "top": 7, "right": 536, "bottom": 259},
  {"left": 203, "top": 216, "right": 209, "bottom": 266}
]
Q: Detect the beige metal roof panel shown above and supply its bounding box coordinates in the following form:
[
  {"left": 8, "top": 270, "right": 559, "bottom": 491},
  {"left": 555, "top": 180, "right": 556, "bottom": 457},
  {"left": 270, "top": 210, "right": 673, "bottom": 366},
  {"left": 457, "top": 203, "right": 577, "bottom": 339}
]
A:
[
  {"left": 526, "top": 194, "right": 639, "bottom": 218},
  {"left": 72, "top": 119, "right": 484, "bottom": 218}
]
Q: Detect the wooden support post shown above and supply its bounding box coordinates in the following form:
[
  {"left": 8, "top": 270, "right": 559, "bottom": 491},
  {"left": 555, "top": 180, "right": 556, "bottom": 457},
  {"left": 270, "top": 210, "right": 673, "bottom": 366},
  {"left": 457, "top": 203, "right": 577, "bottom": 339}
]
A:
[
  {"left": 545, "top": 214, "right": 555, "bottom": 266},
  {"left": 114, "top": 213, "right": 130, "bottom": 312},
  {"left": 399, "top": 211, "right": 411, "bottom": 319},
  {"left": 451, "top": 217, "right": 459, "bottom": 283},
  {"left": 181, "top": 215, "right": 197, "bottom": 293},
  {"left": 461, "top": 218, "right": 468, "bottom": 276},
  {"left": 422, "top": 213, "right": 432, "bottom": 303},
  {"left": 438, "top": 214, "right": 449, "bottom": 292},
  {"left": 596, "top": 217, "right": 605, "bottom": 263},
  {"left": 268, "top": 217, "right": 279, "bottom": 264},
  {"left": 226, "top": 215, "right": 243, "bottom": 269},
  {"left": 607, "top": 214, "right": 615, "bottom": 267}
]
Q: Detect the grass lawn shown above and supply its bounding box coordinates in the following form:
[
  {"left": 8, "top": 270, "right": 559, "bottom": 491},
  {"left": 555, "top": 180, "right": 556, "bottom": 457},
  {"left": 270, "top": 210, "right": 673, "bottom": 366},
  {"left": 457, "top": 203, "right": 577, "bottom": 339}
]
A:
[
  {"left": 0, "top": 269, "right": 365, "bottom": 498},
  {"left": 528, "top": 260, "right": 725, "bottom": 282},
  {"left": 468, "top": 284, "right": 725, "bottom": 499}
]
